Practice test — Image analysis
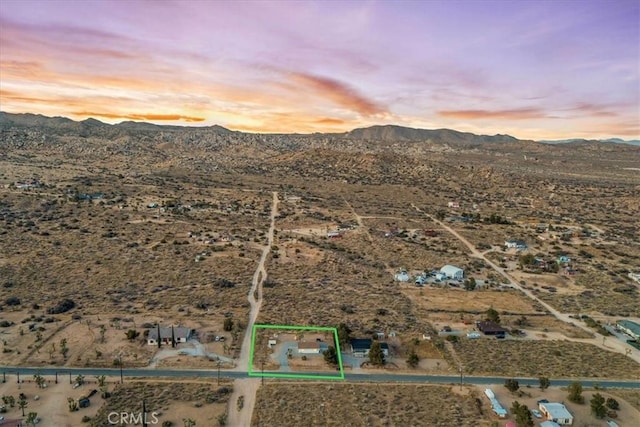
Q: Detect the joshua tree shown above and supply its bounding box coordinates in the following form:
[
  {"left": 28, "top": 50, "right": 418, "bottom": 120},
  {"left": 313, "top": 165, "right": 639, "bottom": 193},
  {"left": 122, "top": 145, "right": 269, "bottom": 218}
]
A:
[
  {"left": 18, "top": 394, "right": 27, "bottom": 416},
  {"left": 33, "top": 373, "right": 46, "bottom": 389},
  {"left": 60, "top": 338, "right": 69, "bottom": 360}
]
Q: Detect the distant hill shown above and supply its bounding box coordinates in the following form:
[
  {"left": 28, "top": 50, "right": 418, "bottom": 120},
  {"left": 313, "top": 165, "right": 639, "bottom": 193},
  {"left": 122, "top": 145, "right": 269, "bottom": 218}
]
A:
[
  {"left": 343, "top": 124, "right": 522, "bottom": 145},
  {"left": 539, "top": 137, "right": 640, "bottom": 146}
]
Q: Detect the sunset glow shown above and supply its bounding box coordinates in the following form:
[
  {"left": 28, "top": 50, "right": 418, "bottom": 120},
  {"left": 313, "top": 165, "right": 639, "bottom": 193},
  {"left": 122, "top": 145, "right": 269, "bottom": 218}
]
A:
[{"left": 1, "top": 0, "right": 638, "bottom": 139}]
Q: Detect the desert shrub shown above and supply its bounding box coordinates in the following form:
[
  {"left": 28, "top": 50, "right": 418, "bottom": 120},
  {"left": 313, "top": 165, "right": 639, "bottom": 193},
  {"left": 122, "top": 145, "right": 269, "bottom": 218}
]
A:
[
  {"left": 47, "top": 298, "right": 75, "bottom": 314},
  {"left": 5, "top": 297, "right": 20, "bottom": 306}
]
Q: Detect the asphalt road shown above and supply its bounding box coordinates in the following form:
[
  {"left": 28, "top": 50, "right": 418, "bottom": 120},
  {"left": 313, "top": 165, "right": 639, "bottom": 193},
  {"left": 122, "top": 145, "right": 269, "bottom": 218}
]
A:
[{"left": 2, "top": 366, "right": 638, "bottom": 389}]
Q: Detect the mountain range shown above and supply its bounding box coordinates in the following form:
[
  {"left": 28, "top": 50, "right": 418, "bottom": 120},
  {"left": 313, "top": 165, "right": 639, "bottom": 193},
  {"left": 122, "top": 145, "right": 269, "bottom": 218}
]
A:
[{"left": 1, "top": 111, "right": 638, "bottom": 146}]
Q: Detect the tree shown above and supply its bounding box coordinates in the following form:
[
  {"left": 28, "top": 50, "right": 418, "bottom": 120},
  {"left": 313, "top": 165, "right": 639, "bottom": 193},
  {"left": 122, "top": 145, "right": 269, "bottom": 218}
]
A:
[
  {"left": 26, "top": 412, "right": 38, "bottom": 427},
  {"left": 2, "top": 395, "right": 15, "bottom": 408},
  {"left": 75, "top": 374, "right": 85, "bottom": 386},
  {"left": 96, "top": 375, "right": 106, "bottom": 388},
  {"left": 183, "top": 418, "right": 196, "bottom": 427},
  {"left": 504, "top": 378, "right": 519, "bottom": 393},
  {"left": 567, "top": 381, "right": 584, "bottom": 404},
  {"left": 323, "top": 346, "right": 338, "bottom": 366},
  {"left": 486, "top": 308, "right": 500, "bottom": 323},
  {"left": 60, "top": 338, "right": 69, "bottom": 360},
  {"left": 606, "top": 397, "right": 619, "bottom": 410},
  {"left": 368, "top": 341, "right": 385, "bottom": 366},
  {"left": 18, "top": 393, "right": 27, "bottom": 416},
  {"left": 538, "top": 376, "right": 550, "bottom": 390},
  {"left": 590, "top": 393, "right": 607, "bottom": 418},
  {"left": 125, "top": 329, "right": 140, "bottom": 341},
  {"left": 223, "top": 318, "right": 234, "bottom": 332},
  {"left": 511, "top": 401, "right": 534, "bottom": 427},
  {"left": 33, "top": 373, "right": 45, "bottom": 389},
  {"left": 48, "top": 344, "right": 55, "bottom": 360},
  {"left": 100, "top": 324, "right": 107, "bottom": 343},
  {"left": 406, "top": 349, "right": 419, "bottom": 368},
  {"left": 67, "top": 397, "right": 78, "bottom": 412},
  {"left": 464, "top": 277, "right": 477, "bottom": 291},
  {"left": 337, "top": 323, "right": 351, "bottom": 349}
]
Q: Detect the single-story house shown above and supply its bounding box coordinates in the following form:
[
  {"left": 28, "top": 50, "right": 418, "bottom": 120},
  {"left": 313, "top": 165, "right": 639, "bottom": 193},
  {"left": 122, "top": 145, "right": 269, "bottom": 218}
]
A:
[
  {"left": 448, "top": 201, "right": 460, "bottom": 208},
  {"left": 484, "top": 389, "right": 507, "bottom": 418},
  {"left": 440, "top": 265, "right": 464, "bottom": 280},
  {"left": 539, "top": 402, "right": 573, "bottom": 425},
  {"left": 297, "top": 341, "right": 321, "bottom": 354},
  {"left": 476, "top": 321, "right": 508, "bottom": 337},
  {"left": 505, "top": 239, "right": 527, "bottom": 249},
  {"left": 327, "top": 230, "right": 342, "bottom": 238},
  {"left": 147, "top": 326, "right": 192, "bottom": 346},
  {"left": 350, "top": 339, "right": 389, "bottom": 358},
  {"left": 616, "top": 319, "right": 640, "bottom": 341}
]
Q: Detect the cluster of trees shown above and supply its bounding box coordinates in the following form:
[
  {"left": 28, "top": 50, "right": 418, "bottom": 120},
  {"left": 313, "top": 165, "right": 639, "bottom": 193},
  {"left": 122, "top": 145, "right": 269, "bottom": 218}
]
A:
[{"left": 510, "top": 401, "right": 534, "bottom": 427}]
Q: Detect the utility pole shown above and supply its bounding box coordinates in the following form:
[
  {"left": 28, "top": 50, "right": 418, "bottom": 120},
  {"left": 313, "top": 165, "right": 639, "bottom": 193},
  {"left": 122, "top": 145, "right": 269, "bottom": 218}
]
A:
[
  {"left": 55, "top": 371, "right": 58, "bottom": 384},
  {"left": 142, "top": 399, "right": 148, "bottom": 427},
  {"left": 217, "top": 360, "right": 221, "bottom": 385},
  {"left": 459, "top": 367, "right": 463, "bottom": 390},
  {"left": 119, "top": 355, "right": 124, "bottom": 384},
  {"left": 16, "top": 371, "right": 20, "bottom": 384}
]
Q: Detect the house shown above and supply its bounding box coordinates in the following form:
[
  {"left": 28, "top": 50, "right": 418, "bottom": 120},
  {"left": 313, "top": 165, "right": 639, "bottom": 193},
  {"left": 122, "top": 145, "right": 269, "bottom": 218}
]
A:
[
  {"left": 476, "top": 321, "right": 508, "bottom": 337},
  {"left": 350, "top": 339, "right": 389, "bottom": 357},
  {"left": 374, "top": 332, "right": 385, "bottom": 340},
  {"left": 448, "top": 201, "right": 460, "bottom": 208},
  {"left": 440, "top": 265, "right": 464, "bottom": 280},
  {"left": 326, "top": 230, "right": 342, "bottom": 238},
  {"left": 538, "top": 402, "right": 573, "bottom": 425},
  {"left": 616, "top": 319, "right": 640, "bottom": 340},
  {"left": 297, "top": 341, "right": 321, "bottom": 354},
  {"left": 394, "top": 270, "right": 410, "bottom": 282},
  {"left": 484, "top": 389, "right": 507, "bottom": 418},
  {"left": 147, "top": 326, "right": 192, "bottom": 346},
  {"left": 505, "top": 239, "right": 527, "bottom": 250}
]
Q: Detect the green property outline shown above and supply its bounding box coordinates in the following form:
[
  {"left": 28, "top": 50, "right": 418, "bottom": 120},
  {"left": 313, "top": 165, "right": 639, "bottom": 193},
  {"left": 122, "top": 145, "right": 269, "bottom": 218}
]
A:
[{"left": 248, "top": 324, "right": 345, "bottom": 380}]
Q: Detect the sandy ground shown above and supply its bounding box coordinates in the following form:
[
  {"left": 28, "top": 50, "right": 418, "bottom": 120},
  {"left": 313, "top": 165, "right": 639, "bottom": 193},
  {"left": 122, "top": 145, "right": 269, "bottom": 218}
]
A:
[{"left": 227, "top": 191, "right": 278, "bottom": 427}]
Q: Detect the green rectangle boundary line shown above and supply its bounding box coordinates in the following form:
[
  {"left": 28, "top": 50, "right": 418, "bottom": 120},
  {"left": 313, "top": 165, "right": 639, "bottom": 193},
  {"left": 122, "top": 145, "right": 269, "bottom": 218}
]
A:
[{"left": 248, "top": 323, "right": 345, "bottom": 380}]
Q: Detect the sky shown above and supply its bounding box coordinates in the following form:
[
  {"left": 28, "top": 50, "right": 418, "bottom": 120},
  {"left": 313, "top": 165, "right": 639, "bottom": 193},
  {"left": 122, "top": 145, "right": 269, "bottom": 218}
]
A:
[{"left": 0, "top": 0, "right": 639, "bottom": 139}]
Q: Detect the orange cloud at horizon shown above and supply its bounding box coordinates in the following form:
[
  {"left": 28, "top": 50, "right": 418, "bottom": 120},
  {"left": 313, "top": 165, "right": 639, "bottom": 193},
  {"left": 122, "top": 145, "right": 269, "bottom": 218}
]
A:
[{"left": 72, "top": 111, "right": 205, "bottom": 122}]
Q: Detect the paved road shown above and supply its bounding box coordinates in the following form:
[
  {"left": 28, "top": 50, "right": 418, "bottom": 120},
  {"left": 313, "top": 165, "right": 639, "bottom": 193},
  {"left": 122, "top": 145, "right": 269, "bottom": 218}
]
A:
[{"left": 2, "top": 366, "right": 638, "bottom": 388}]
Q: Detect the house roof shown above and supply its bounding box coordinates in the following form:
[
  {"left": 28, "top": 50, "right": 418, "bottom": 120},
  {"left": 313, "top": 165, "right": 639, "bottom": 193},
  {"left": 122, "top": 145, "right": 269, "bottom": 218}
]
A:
[
  {"left": 440, "top": 265, "right": 463, "bottom": 274},
  {"left": 351, "top": 339, "right": 388, "bottom": 351},
  {"left": 540, "top": 421, "right": 561, "bottom": 427},
  {"left": 148, "top": 326, "right": 192, "bottom": 341},
  {"left": 476, "top": 321, "right": 508, "bottom": 333},
  {"left": 540, "top": 402, "right": 573, "bottom": 420},
  {"left": 297, "top": 341, "right": 320, "bottom": 350},
  {"left": 617, "top": 319, "right": 640, "bottom": 336}
]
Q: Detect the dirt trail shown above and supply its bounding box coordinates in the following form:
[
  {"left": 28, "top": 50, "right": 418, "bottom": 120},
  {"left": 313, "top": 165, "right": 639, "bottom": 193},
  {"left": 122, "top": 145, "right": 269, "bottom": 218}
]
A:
[
  {"left": 226, "top": 191, "right": 278, "bottom": 427},
  {"left": 411, "top": 204, "right": 640, "bottom": 364}
]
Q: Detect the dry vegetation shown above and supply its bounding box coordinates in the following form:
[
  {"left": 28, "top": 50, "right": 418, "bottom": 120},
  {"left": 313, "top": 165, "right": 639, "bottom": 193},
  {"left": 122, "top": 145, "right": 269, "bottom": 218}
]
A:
[
  {"left": 451, "top": 339, "right": 638, "bottom": 378},
  {"left": 88, "top": 380, "right": 233, "bottom": 427},
  {"left": 253, "top": 383, "right": 492, "bottom": 427}
]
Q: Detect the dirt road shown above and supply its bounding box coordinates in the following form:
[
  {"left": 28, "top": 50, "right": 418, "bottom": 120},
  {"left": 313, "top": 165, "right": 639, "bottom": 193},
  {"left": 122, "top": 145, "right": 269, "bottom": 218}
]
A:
[
  {"left": 411, "top": 204, "right": 640, "bottom": 364},
  {"left": 226, "top": 191, "right": 278, "bottom": 427}
]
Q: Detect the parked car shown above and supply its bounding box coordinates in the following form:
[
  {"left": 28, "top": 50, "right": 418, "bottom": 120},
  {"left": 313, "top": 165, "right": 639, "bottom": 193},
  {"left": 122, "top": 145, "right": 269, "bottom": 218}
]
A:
[{"left": 531, "top": 409, "right": 542, "bottom": 418}]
